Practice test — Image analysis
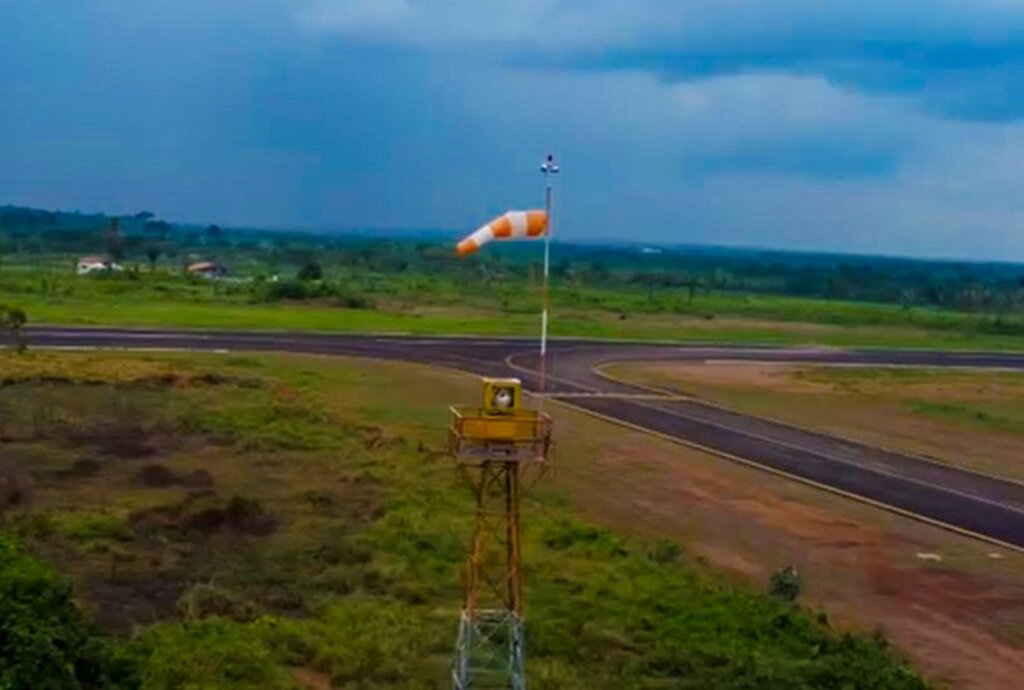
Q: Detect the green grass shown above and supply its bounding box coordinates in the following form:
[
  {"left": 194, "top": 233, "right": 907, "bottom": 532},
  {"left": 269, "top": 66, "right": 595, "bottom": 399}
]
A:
[
  {"left": 797, "top": 366, "right": 1024, "bottom": 385},
  {"left": 1, "top": 265, "right": 1023, "bottom": 350},
  {"left": 7, "top": 290, "right": 1024, "bottom": 351},
  {"left": 906, "top": 399, "right": 1024, "bottom": 435},
  {"left": 795, "top": 367, "right": 1024, "bottom": 434},
  {"left": 0, "top": 351, "right": 929, "bottom": 688},
  {"left": 55, "top": 512, "right": 134, "bottom": 543}
]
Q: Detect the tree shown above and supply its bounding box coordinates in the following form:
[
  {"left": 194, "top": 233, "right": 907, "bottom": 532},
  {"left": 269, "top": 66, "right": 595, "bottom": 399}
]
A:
[
  {"left": 104, "top": 218, "right": 124, "bottom": 262},
  {"left": 681, "top": 277, "right": 700, "bottom": 304},
  {"left": 145, "top": 219, "right": 172, "bottom": 239},
  {"left": 297, "top": 262, "right": 323, "bottom": 281},
  {"left": 899, "top": 288, "right": 915, "bottom": 314},
  {"left": 0, "top": 305, "right": 27, "bottom": 353},
  {"left": 0, "top": 535, "right": 117, "bottom": 688},
  {"left": 145, "top": 243, "right": 162, "bottom": 272},
  {"left": 769, "top": 565, "right": 803, "bottom": 602}
]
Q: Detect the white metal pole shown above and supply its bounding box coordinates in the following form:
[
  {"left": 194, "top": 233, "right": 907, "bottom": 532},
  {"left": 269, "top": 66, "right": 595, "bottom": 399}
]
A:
[
  {"left": 541, "top": 181, "right": 552, "bottom": 360},
  {"left": 539, "top": 155, "right": 558, "bottom": 402}
]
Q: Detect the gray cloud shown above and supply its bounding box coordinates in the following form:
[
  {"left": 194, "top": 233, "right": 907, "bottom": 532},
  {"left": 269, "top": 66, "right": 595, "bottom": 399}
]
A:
[
  {"left": 301, "top": 0, "right": 1024, "bottom": 121},
  {"left": 2, "top": 2, "right": 1024, "bottom": 260}
]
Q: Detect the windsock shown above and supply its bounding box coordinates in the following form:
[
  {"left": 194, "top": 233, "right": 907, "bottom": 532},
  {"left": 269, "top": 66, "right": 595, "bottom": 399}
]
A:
[{"left": 456, "top": 210, "right": 548, "bottom": 257}]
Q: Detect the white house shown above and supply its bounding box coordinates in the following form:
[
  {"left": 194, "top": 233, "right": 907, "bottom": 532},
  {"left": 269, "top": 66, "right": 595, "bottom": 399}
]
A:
[
  {"left": 186, "top": 261, "right": 228, "bottom": 279},
  {"left": 76, "top": 256, "right": 122, "bottom": 275}
]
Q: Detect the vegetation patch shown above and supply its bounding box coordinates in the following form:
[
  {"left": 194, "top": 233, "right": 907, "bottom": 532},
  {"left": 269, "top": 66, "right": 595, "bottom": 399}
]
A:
[
  {"left": 0, "top": 351, "right": 931, "bottom": 688},
  {"left": 906, "top": 399, "right": 1024, "bottom": 435},
  {"left": 0, "top": 351, "right": 264, "bottom": 388},
  {"left": 0, "top": 534, "right": 123, "bottom": 689}
]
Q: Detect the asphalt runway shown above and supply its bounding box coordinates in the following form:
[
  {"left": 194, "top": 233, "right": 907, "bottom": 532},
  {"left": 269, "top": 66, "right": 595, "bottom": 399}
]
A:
[{"left": 16, "top": 326, "right": 1024, "bottom": 550}]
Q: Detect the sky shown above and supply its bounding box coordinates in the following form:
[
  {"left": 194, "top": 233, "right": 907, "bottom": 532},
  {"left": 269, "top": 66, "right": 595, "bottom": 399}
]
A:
[{"left": 2, "top": 1, "right": 1024, "bottom": 261}]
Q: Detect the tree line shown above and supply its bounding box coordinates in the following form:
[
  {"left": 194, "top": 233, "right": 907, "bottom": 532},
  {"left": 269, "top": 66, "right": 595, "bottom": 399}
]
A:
[{"left": 1, "top": 204, "right": 1022, "bottom": 316}]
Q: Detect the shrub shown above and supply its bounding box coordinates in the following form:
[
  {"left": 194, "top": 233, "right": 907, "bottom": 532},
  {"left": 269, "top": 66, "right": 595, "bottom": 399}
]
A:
[
  {"left": 177, "top": 583, "right": 260, "bottom": 622},
  {"left": 0, "top": 304, "right": 27, "bottom": 353},
  {"left": 124, "top": 618, "right": 298, "bottom": 690},
  {"left": 296, "top": 262, "right": 322, "bottom": 281},
  {"left": 336, "top": 294, "right": 375, "bottom": 310},
  {"left": 249, "top": 277, "right": 374, "bottom": 308},
  {"left": 0, "top": 535, "right": 116, "bottom": 689},
  {"left": 57, "top": 512, "right": 133, "bottom": 543},
  {"left": 255, "top": 278, "right": 323, "bottom": 302},
  {"left": 540, "top": 518, "right": 629, "bottom": 557},
  {"left": 647, "top": 538, "right": 682, "bottom": 565},
  {"left": 769, "top": 564, "right": 803, "bottom": 602}
]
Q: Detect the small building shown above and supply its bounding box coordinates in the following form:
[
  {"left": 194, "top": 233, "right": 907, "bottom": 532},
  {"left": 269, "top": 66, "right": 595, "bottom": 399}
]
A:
[
  {"left": 186, "top": 261, "right": 228, "bottom": 279},
  {"left": 76, "top": 256, "right": 122, "bottom": 275}
]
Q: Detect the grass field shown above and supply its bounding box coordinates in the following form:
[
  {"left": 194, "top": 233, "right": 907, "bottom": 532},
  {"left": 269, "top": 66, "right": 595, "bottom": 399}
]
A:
[
  {"left": 0, "top": 350, "right": 930, "bottom": 689},
  {"left": 2, "top": 266, "right": 1024, "bottom": 350},
  {"left": 607, "top": 361, "right": 1024, "bottom": 481}
]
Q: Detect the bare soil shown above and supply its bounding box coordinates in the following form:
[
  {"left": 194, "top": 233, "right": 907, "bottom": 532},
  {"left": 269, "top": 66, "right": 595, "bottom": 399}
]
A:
[{"left": 547, "top": 399, "right": 1024, "bottom": 690}]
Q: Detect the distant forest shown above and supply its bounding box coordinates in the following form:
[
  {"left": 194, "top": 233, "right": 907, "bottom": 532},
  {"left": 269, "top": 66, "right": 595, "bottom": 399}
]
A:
[{"left": 2, "top": 204, "right": 1023, "bottom": 315}]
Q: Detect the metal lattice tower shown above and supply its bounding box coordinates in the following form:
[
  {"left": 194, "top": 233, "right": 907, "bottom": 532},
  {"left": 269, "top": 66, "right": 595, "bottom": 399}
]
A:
[{"left": 449, "top": 379, "right": 551, "bottom": 689}]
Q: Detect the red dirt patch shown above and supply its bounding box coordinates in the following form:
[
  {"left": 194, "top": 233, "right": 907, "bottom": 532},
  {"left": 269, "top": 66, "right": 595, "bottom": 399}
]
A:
[
  {"left": 550, "top": 406, "right": 1024, "bottom": 690},
  {"left": 294, "top": 668, "right": 332, "bottom": 690}
]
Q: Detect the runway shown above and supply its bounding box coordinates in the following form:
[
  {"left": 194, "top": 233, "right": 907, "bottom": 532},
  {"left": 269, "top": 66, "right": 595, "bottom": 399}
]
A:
[{"left": 18, "top": 326, "right": 1024, "bottom": 550}]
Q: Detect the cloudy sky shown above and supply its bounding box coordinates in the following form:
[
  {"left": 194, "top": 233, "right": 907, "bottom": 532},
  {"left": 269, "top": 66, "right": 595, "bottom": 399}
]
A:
[{"left": 3, "top": 1, "right": 1024, "bottom": 260}]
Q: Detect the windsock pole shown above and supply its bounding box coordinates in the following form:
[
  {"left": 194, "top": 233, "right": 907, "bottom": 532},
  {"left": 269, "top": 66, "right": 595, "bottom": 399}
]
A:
[{"left": 539, "top": 154, "right": 559, "bottom": 403}]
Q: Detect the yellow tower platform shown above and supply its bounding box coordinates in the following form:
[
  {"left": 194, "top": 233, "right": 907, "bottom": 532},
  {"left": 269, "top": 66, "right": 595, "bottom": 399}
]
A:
[{"left": 448, "top": 378, "right": 552, "bottom": 689}]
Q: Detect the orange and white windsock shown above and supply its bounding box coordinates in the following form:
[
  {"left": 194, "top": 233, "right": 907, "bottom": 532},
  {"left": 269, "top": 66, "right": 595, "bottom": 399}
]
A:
[{"left": 456, "top": 210, "right": 548, "bottom": 257}]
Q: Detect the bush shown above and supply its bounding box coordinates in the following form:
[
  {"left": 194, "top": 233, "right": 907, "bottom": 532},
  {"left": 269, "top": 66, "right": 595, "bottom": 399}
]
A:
[
  {"left": 647, "top": 538, "right": 682, "bottom": 565},
  {"left": 0, "top": 304, "right": 27, "bottom": 353},
  {"left": 296, "top": 262, "right": 322, "bottom": 281},
  {"left": 255, "top": 278, "right": 324, "bottom": 302},
  {"left": 541, "top": 518, "right": 626, "bottom": 556},
  {"left": 0, "top": 535, "right": 117, "bottom": 689},
  {"left": 177, "top": 583, "right": 259, "bottom": 622},
  {"left": 124, "top": 618, "right": 298, "bottom": 690},
  {"left": 56, "top": 512, "right": 133, "bottom": 543},
  {"left": 336, "top": 294, "right": 375, "bottom": 310},
  {"left": 250, "top": 279, "right": 374, "bottom": 309},
  {"left": 769, "top": 564, "right": 803, "bottom": 602}
]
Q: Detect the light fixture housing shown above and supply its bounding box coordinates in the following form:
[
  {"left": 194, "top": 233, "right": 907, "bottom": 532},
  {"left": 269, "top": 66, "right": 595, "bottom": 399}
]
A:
[{"left": 482, "top": 377, "right": 522, "bottom": 416}]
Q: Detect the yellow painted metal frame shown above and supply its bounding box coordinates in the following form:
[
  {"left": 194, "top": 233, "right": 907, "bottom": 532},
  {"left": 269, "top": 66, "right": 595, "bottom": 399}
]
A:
[
  {"left": 449, "top": 406, "right": 551, "bottom": 461},
  {"left": 481, "top": 377, "right": 523, "bottom": 415}
]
